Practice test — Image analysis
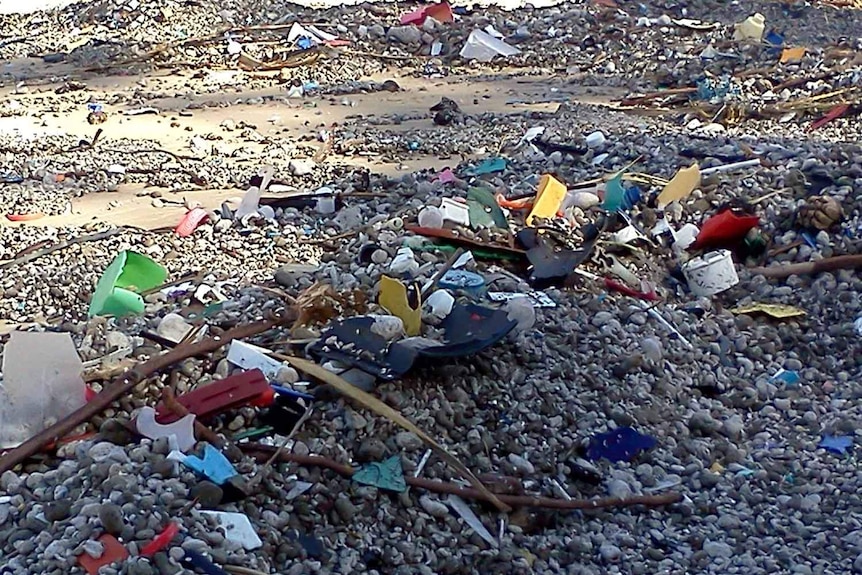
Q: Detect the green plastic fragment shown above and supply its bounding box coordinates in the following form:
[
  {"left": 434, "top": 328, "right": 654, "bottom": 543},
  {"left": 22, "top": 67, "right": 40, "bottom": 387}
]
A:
[{"left": 88, "top": 251, "right": 167, "bottom": 317}]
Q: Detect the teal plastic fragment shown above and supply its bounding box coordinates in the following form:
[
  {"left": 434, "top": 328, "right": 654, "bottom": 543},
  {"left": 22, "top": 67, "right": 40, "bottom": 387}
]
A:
[
  {"left": 466, "top": 157, "right": 506, "bottom": 176},
  {"left": 602, "top": 173, "right": 626, "bottom": 212},
  {"left": 353, "top": 455, "right": 407, "bottom": 492}
]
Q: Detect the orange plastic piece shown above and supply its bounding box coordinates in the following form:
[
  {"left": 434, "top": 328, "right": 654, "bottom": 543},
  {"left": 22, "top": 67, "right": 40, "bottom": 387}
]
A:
[{"left": 77, "top": 534, "right": 129, "bottom": 575}]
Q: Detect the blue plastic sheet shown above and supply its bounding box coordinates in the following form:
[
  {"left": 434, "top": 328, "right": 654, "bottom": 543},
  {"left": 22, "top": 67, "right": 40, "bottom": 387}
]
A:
[
  {"left": 819, "top": 435, "right": 853, "bottom": 455},
  {"left": 587, "top": 427, "right": 656, "bottom": 463}
]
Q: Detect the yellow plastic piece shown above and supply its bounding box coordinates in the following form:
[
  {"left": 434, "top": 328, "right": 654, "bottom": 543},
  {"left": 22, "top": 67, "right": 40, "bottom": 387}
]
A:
[
  {"left": 378, "top": 276, "right": 422, "bottom": 336},
  {"left": 657, "top": 163, "right": 700, "bottom": 208},
  {"left": 780, "top": 47, "right": 806, "bottom": 63},
  {"left": 526, "top": 174, "right": 567, "bottom": 226},
  {"left": 732, "top": 303, "right": 806, "bottom": 319}
]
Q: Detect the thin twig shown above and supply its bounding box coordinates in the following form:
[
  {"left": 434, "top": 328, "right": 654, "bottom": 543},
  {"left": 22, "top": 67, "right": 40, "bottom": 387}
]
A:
[
  {"left": 241, "top": 445, "right": 682, "bottom": 511},
  {"left": 247, "top": 405, "right": 315, "bottom": 489}
]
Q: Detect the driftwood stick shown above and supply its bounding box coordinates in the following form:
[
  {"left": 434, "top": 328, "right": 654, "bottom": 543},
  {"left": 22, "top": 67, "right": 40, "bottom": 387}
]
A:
[
  {"left": 241, "top": 445, "right": 682, "bottom": 511},
  {"left": 749, "top": 254, "right": 862, "bottom": 278},
  {"left": 0, "top": 311, "right": 293, "bottom": 474}
]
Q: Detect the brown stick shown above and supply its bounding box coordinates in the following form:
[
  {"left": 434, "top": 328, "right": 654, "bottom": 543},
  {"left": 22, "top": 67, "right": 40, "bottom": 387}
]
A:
[
  {"left": 0, "top": 311, "right": 293, "bottom": 474},
  {"left": 749, "top": 254, "right": 862, "bottom": 278},
  {"left": 241, "top": 445, "right": 682, "bottom": 511}
]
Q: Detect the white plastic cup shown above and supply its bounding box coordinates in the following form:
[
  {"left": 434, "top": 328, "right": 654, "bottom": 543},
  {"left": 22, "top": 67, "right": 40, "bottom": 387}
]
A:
[{"left": 681, "top": 250, "right": 739, "bottom": 296}]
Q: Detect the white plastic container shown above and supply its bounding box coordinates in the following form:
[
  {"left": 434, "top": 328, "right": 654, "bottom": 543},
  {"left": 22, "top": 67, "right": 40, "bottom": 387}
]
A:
[
  {"left": 733, "top": 13, "right": 765, "bottom": 42},
  {"left": 681, "top": 250, "right": 739, "bottom": 296}
]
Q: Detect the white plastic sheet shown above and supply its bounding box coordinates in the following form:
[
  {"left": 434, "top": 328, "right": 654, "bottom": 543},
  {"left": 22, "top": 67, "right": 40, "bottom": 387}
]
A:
[
  {"left": 0, "top": 332, "right": 85, "bottom": 448},
  {"left": 459, "top": 29, "right": 520, "bottom": 62}
]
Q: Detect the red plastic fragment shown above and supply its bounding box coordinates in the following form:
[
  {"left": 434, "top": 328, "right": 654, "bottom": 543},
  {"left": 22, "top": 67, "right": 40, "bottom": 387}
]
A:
[
  {"left": 77, "top": 534, "right": 129, "bottom": 575},
  {"left": 401, "top": 2, "right": 453, "bottom": 25},
  {"left": 808, "top": 104, "right": 849, "bottom": 133},
  {"left": 155, "top": 369, "right": 273, "bottom": 423},
  {"left": 6, "top": 212, "right": 45, "bottom": 221},
  {"left": 604, "top": 277, "right": 659, "bottom": 301},
  {"left": 141, "top": 522, "right": 180, "bottom": 557},
  {"left": 175, "top": 207, "right": 210, "bottom": 237},
  {"left": 690, "top": 210, "right": 759, "bottom": 250}
]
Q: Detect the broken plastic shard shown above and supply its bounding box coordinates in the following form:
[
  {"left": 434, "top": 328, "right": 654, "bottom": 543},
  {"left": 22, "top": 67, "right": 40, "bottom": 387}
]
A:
[
  {"left": 527, "top": 174, "right": 566, "bottom": 226},
  {"left": 286, "top": 481, "right": 314, "bottom": 500},
  {"left": 526, "top": 239, "right": 594, "bottom": 287},
  {"left": 200, "top": 511, "right": 263, "bottom": 550},
  {"left": 466, "top": 157, "right": 507, "bottom": 176},
  {"left": 587, "top": 427, "right": 657, "bottom": 463},
  {"left": 309, "top": 316, "right": 418, "bottom": 380},
  {"left": 420, "top": 303, "right": 517, "bottom": 358},
  {"left": 438, "top": 270, "right": 486, "bottom": 296},
  {"left": 657, "top": 163, "right": 700, "bottom": 209},
  {"left": 770, "top": 369, "right": 800, "bottom": 385},
  {"left": 425, "top": 290, "right": 455, "bottom": 319},
  {"left": 732, "top": 303, "right": 806, "bottom": 319},
  {"left": 447, "top": 495, "right": 498, "bottom": 547},
  {"left": 819, "top": 435, "right": 853, "bottom": 455},
  {"left": 467, "top": 186, "right": 508, "bottom": 229},
  {"left": 156, "top": 312, "right": 195, "bottom": 344},
  {"left": 378, "top": 276, "right": 422, "bottom": 336},
  {"left": 136, "top": 407, "right": 196, "bottom": 452},
  {"left": 179, "top": 443, "right": 239, "bottom": 485},
  {"left": 77, "top": 534, "right": 129, "bottom": 575},
  {"left": 460, "top": 29, "right": 521, "bottom": 62},
  {"left": 140, "top": 522, "right": 180, "bottom": 557},
  {"left": 0, "top": 332, "right": 85, "bottom": 449},
  {"left": 227, "top": 340, "right": 286, "bottom": 380},
  {"left": 235, "top": 166, "right": 274, "bottom": 219},
  {"left": 690, "top": 210, "right": 759, "bottom": 250},
  {"left": 439, "top": 198, "right": 470, "bottom": 226},
  {"left": 89, "top": 251, "right": 168, "bottom": 317},
  {"left": 487, "top": 291, "right": 556, "bottom": 308},
  {"left": 601, "top": 172, "right": 626, "bottom": 212},
  {"left": 353, "top": 455, "right": 408, "bottom": 492},
  {"left": 174, "top": 208, "right": 209, "bottom": 238}
]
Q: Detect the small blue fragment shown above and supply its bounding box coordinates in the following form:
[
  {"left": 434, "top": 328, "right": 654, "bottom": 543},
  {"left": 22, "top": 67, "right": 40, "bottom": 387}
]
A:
[
  {"left": 182, "top": 443, "right": 238, "bottom": 485},
  {"left": 297, "top": 37, "right": 314, "bottom": 50},
  {"left": 819, "top": 435, "right": 853, "bottom": 455},
  {"left": 587, "top": 427, "right": 657, "bottom": 463},
  {"left": 771, "top": 369, "right": 800, "bottom": 386}
]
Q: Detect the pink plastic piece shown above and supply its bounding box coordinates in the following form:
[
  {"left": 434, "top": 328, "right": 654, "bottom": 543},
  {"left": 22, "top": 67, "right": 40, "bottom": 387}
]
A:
[
  {"left": 175, "top": 207, "right": 210, "bottom": 237},
  {"left": 435, "top": 168, "right": 458, "bottom": 184}
]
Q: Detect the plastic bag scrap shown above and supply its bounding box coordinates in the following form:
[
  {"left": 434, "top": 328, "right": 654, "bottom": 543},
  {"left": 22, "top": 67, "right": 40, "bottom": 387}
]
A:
[
  {"left": 0, "top": 332, "right": 85, "bottom": 449},
  {"left": 460, "top": 29, "right": 520, "bottom": 62}
]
